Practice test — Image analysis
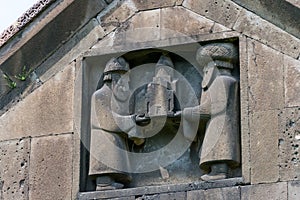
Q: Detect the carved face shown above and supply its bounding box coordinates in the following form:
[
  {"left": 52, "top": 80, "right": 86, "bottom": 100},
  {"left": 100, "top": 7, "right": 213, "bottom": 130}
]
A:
[
  {"left": 202, "top": 64, "right": 217, "bottom": 89},
  {"left": 112, "top": 73, "right": 130, "bottom": 102}
]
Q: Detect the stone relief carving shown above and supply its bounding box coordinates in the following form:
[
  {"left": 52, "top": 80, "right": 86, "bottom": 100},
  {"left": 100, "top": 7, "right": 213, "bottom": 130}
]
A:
[
  {"left": 182, "top": 43, "right": 240, "bottom": 181},
  {"left": 89, "top": 42, "right": 240, "bottom": 190}
]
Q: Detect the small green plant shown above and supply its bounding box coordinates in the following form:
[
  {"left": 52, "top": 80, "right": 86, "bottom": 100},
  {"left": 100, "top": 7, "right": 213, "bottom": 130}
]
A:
[
  {"left": 3, "top": 73, "right": 17, "bottom": 89},
  {"left": 15, "top": 66, "right": 32, "bottom": 81}
]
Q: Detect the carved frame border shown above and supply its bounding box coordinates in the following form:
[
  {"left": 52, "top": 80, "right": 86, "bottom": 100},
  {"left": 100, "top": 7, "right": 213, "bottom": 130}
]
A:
[{"left": 74, "top": 31, "right": 250, "bottom": 196}]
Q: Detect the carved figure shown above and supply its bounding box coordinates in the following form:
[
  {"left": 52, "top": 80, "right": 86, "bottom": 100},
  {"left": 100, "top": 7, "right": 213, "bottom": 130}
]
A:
[
  {"left": 89, "top": 57, "right": 149, "bottom": 190},
  {"left": 182, "top": 43, "right": 240, "bottom": 181}
]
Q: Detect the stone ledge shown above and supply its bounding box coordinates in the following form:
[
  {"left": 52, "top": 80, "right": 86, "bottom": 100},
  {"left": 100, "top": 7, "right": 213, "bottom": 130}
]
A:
[{"left": 77, "top": 177, "right": 243, "bottom": 199}]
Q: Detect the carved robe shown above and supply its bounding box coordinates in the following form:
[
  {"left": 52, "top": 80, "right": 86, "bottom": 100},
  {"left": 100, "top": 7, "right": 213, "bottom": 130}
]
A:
[
  {"left": 89, "top": 84, "right": 135, "bottom": 182},
  {"left": 183, "top": 75, "right": 240, "bottom": 171}
]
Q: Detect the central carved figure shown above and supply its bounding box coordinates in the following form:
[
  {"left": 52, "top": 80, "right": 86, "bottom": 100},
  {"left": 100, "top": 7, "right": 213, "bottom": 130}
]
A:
[{"left": 89, "top": 42, "right": 240, "bottom": 191}]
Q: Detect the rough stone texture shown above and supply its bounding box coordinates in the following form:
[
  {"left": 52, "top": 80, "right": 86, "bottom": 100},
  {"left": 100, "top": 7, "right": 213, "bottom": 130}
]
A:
[
  {"left": 114, "top": 6, "right": 230, "bottom": 45},
  {"left": 239, "top": 36, "right": 251, "bottom": 184},
  {"left": 161, "top": 7, "right": 215, "bottom": 39},
  {"left": 113, "top": 197, "right": 135, "bottom": 200},
  {"left": 137, "top": 192, "right": 186, "bottom": 200},
  {"left": 250, "top": 110, "right": 279, "bottom": 184},
  {"left": 0, "top": 139, "right": 30, "bottom": 200},
  {"left": 241, "top": 182, "right": 287, "bottom": 200},
  {"left": 284, "top": 55, "right": 300, "bottom": 107},
  {"left": 247, "top": 39, "right": 284, "bottom": 112},
  {"left": 187, "top": 186, "right": 240, "bottom": 200},
  {"left": 78, "top": 178, "right": 243, "bottom": 199},
  {"left": 38, "top": 18, "right": 105, "bottom": 82},
  {"left": 132, "top": 0, "right": 178, "bottom": 10},
  {"left": 115, "top": 9, "right": 161, "bottom": 44},
  {"left": 232, "top": 0, "right": 300, "bottom": 41},
  {"left": 183, "top": 0, "right": 242, "bottom": 28},
  {"left": 234, "top": 9, "right": 300, "bottom": 59},
  {"left": 279, "top": 108, "right": 300, "bottom": 181},
  {"left": 0, "top": 0, "right": 107, "bottom": 76},
  {"left": 29, "top": 134, "right": 73, "bottom": 200},
  {"left": 97, "top": 0, "right": 137, "bottom": 35},
  {"left": 0, "top": 63, "right": 75, "bottom": 141},
  {"left": 288, "top": 181, "right": 300, "bottom": 200}
]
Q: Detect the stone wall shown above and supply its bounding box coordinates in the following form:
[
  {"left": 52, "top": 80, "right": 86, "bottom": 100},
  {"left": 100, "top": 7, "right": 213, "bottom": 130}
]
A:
[{"left": 0, "top": 0, "right": 299, "bottom": 199}]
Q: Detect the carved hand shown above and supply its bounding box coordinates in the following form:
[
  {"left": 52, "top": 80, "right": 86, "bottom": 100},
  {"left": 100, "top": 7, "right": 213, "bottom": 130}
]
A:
[
  {"left": 135, "top": 114, "right": 151, "bottom": 126},
  {"left": 168, "top": 111, "right": 182, "bottom": 118}
]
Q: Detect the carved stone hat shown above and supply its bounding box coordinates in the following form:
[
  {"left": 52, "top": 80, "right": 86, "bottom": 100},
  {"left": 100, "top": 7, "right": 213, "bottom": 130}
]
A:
[
  {"left": 196, "top": 43, "right": 238, "bottom": 69},
  {"left": 156, "top": 54, "right": 174, "bottom": 68},
  {"left": 103, "top": 57, "right": 130, "bottom": 74}
]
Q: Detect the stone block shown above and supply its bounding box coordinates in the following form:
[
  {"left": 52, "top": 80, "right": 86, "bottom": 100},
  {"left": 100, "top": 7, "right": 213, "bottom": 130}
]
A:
[
  {"left": 0, "top": 63, "right": 75, "bottom": 141},
  {"left": 29, "top": 134, "right": 73, "bottom": 200},
  {"left": 239, "top": 36, "right": 251, "bottom": 184},
  {"left": 284, "top": 55, "right": 300, "bottom": 107},
  {"left": 132, "top": 0, "right": 177, "bottom": 10},
  {"left": 38, "top": 18, "right": 105, "bottom": 82},
  {"left": 247, "top": 39, "right": 284, "bottom": 112},
  {"left": 114, "top": 9, "right": 160, "bottom": 44},
  {"left": 112, "top": 197, "right": 135, "bottom": 200},
  {"left": 97, "top": 0, "right": 137, "bottom": 34},
  {"left": 250, "top": 110, "right": 280, "bottom": 184},
  {"left": 0, "top": 139, "right": 30, "bottom": 200},
  {"left": 278, "top": 108, "right": 300, "bottom": 181},
  {"left": 187, "top": 186, "right": 240, "bottom": 200},
  {"left": 183, "top": 0, "right": 242, "bottom": 28},
  {"left": 136, "top": 192, "right": 186, "bottom": 200},
  {"left": 241, "top": 182, "right": 287, "bottom": 200},
  {"left": 288, "top": 181, "right": 300, "bottom": 200},
  {"left": 234, "top": 9, "right": 300, "bottom": 58},
  {"left": 161, "top": 7, "right": 215, "bottom": 39}
]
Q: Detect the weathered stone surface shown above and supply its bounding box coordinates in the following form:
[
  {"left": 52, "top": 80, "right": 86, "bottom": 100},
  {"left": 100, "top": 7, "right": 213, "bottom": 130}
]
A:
[
  {"left": 212, "top": 23, "right": 231, "bottom": 33},
  {"left": 187, "top": 186, "right": 240, "bottom": 200},
  {"left": 132, "top": 0, "right": 177, "bottom": 10},
  {"left": 112, "top": 7, "right": 230, "bottom": 45},
  {"left": 278, "top": 108, "right": 300, "bottom": 181},
  {"left": 161, "top": 7, "right": 214, "bottom": 39},
  {"left": 29, "top": 134, "right": 73, "bottom": 200},
  {"left": 183, "top": 0, "right": 242, "bottom": 28},
  {"left": 284, "top": 55, "right": 300, "bottom": 107},
  {"left": 0, "top": 69, "right": 10, "bottom": 97},
  {"left": 0, "top": 139, "right": 30, "bottom": 200},
  {"left": 250, "top": 110, "right": 279, "bottom": 184},
  {"left": 288, "top": 181, "right": 300, "bottom": 200},
  {"left": 239, "top": 36, "right": 251, "bottom": 184},
  {"left": 112, "top": 197, "right": 135, "bottom": 200},
  {"left": 232, "top": 0, "right": 300, "bottom": 41},
  {"left": 137, "top": 192, "right": 186, "bottom": 200},
  {"left": 0, "top": 0, "right": 107, "bottom": 78},
  {"left": 241, "top": 182, "right": 287, "bottom": 200},
  {"left": 115, "top": 9, "right": 160, "bottom": 44},
  {"left": 78, "top": 178, "right": 243, "bottom": 199},
  {"left": 97, "top": 0, "right": 137, "bottom": 34},
  {"left": 247, "top": 39, "right": 284, "bottom": 112},
  {"left": 234, "top": 9, "right": 300, "bottom": 58},
  {"left": 38, "top": 18, "right": 105, "bottom": 82},
  {"left": 0, "top": 63, "right": 75, "bottom": 141}
]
